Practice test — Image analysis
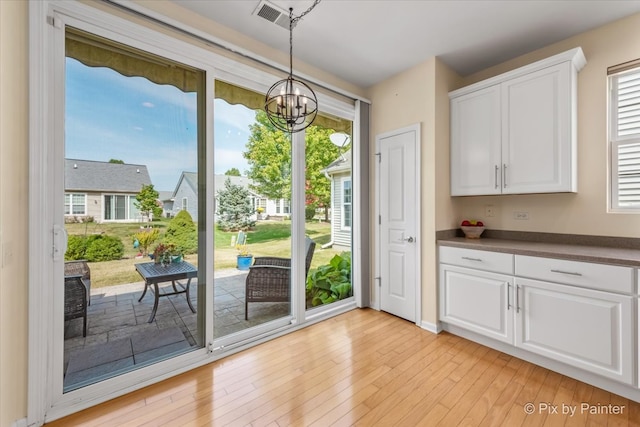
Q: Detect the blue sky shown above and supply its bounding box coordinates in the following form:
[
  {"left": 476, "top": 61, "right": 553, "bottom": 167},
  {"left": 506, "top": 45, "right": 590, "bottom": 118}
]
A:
[{"left": 65, "top": 58, "right": 254, "bottom": 191}]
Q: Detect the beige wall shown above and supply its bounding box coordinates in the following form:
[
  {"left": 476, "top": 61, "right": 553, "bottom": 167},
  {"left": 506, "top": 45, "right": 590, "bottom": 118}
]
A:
[
  {"left": 366, "top": 58, "right": 459, "bottom": 325},
  {"left": 0, "top": 1, "right": 29, "bottom": 426},
  {"left": 447, "top": 13, "right": 640, "bottom": 237}
]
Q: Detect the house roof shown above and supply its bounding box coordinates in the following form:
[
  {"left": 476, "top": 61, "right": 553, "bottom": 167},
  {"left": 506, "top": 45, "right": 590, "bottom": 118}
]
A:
[
  {"left": 157, "top": 191, "right": 174, "bottom": 202},
  {"left": 173, "top": 172, "right": 262, "bottom": 198},
  {"left": 325, "top": 150, "right": 352, "bottom": 176},
  {"left": 65, "top": 159, "right": 152, "bottom": 193}
]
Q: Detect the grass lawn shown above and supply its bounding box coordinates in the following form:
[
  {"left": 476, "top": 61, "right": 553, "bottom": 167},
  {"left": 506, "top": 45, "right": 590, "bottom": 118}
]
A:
[{"left": 66, "top": 219, "right": 346, "bottom": 288}]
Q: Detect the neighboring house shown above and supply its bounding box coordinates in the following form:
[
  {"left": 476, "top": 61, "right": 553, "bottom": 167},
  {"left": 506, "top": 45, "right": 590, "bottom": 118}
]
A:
[
  {"left": 324, "top": 150, "right": 352, "bottom": 250},
  {"left": 170, "top": 172, "right": 288, "bottom": 221},
  {"left": 64, "top": 159, "right": 153, "bottom": 222},
  {"left": 157, "top": 191, "right": 174, "bottom": 218}
]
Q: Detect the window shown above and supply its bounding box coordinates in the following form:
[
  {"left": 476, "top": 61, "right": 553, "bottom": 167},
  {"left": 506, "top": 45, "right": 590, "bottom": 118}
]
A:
[
  {"left": 610, "top": 65, "right": 640, "bottom": 211},
  {"left": 283, "top": 199, "right": 290, "bottom": 214},
  {"left": 64, "top": 193, "right": 86, "bottom": 215},
  {"left": 103, "top": 194, "right": 139, "bottom": 221},
  {"left": 182, "top": 197, "right": 188, "bottom": 211},
  {"left": 341, "top": 177, "right": 352, "bottom": 229}
]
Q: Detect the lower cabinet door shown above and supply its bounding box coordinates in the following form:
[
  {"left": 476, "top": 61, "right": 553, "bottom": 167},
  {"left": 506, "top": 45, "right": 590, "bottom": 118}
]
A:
[
  {"left": 515, "top": 277, "right": 633, "bottom": 384},
  {"left": 439, "top": 264, "right": 514, "bottom": 344}
]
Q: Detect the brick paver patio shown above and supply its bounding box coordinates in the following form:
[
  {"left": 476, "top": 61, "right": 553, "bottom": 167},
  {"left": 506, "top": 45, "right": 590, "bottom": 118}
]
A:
[{"left": 63, "top": 268, "right": 289, "bottom": 391}]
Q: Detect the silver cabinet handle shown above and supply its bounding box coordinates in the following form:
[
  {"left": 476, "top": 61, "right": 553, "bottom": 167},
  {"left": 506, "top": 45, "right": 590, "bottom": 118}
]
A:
[
  {"left": 550, "top": 269, "right": 582, "bottom": 277},
  {"left": 516, "top": 285, "right": 520, "bottom": 313},
  {"left": 503, "top": 164, "right": 508, "bottom": 188},
  {"left": 507, "top": 284, "right": 511, "bottom": 311},
  {"left": 494, "top": 165, "right": 499, "bottom": 189},
  {"left": 403, "top": 236, "right": 414, "bottom": 243},
  {"left": 461, "top": 256, "right": 482, "bottom": 262}
]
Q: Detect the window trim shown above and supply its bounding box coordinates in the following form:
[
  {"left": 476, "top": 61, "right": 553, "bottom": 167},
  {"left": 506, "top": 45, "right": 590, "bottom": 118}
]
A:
[
  {"left": 341, "top": 176, "right": 352, "bottom": 231},
  {"left": 64, "top": 192, "right": 86, "bottom": 216},
  {"left": 609, "top": 67, "right": 640, "bottom": 212}
]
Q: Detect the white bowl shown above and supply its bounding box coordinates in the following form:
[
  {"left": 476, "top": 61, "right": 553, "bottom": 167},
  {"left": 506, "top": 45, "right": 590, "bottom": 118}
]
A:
[{"left": 461, "top": 226, "right": 485, "bottom": 239}]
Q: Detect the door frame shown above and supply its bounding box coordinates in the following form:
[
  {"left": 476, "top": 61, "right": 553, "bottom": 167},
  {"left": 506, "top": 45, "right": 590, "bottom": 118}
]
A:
[{"left": 373, "top": 123, "right": 421, "bottom": 325}]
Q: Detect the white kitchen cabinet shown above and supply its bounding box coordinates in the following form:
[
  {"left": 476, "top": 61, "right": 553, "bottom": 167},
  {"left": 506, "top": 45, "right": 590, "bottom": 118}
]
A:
[
  {"left": 450, "top": 85, "right": 502, "bottom": 195},
  {"left": 449, "top": 48, "right": 586, "bottom": 196},
  {"left": 438, "top": 244, "right": 637, "bottom": 391},
  {"left": 439, "top": 264, "right": 514, "bottom": 344},
  {"left": 515, "top": 277, "right": 633, "bottom": 384}
]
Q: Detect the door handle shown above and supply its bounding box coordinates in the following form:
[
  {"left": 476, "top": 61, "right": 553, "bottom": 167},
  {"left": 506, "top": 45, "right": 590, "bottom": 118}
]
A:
[
  {"left": 507, "top": 284, "right": 511, "bottom": 311},
  {"left": 403, "top": 236, "right": 414, "bottom": 243},
  {"left": 503, "top": 164, "right": 508, "bottom": 188},
  {"left": 494, "top": 165, "right": 499, "bottom": 189},
  {"left": 516, "top": 285, "right": 520, "bottom": 313}
]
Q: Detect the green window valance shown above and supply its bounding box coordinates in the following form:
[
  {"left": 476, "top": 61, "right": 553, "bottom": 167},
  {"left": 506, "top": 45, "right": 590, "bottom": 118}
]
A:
[{"left": 66, "top": 28, "right": 351, "bottom": 134}]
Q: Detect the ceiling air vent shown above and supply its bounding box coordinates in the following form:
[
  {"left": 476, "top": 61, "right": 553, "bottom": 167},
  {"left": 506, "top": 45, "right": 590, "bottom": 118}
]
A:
[{"left": 253, "top": 0, "right": 295, "bottom": 30}]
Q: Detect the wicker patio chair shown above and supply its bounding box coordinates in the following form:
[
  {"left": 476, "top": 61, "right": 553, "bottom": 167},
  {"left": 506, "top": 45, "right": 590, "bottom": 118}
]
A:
[
  {"left": 245, "top": 237, "right": 316, "bottom": 320},
  {"left": 64, "top": 275, "right": 88, "bottom": 337},
  {"left": 64, "top": 259, "right": 91, "bottom": 305}
]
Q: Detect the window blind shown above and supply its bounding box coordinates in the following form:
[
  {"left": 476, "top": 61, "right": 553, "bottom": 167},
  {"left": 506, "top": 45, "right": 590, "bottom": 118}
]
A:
[{"left": 612, "top": 67, "right": 640, "bottom": 208}]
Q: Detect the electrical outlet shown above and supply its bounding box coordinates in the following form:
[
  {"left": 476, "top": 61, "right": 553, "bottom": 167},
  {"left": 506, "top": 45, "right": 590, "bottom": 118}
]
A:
[
  {"left": 514, "top": 211, "right": 529, "bottom": 220},
  {"left": 485, "top": 205, "right": 495, "bottom": 217}
]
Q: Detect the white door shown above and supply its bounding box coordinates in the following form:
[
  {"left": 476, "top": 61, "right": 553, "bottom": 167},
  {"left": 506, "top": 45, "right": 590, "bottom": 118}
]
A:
[{"left": 377, "top": 124, "right": 420, "bottom": 322}]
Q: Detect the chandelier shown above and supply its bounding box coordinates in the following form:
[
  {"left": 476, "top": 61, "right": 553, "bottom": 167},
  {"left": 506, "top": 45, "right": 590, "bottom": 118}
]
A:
[{"left": 264, "top": 2, "right": 321, "bottom": 134}]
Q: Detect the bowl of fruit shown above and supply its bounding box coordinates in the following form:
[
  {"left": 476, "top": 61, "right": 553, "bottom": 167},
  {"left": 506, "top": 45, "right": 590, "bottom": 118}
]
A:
[{"left": 460, "top": 220, "right": 485, "bottom": 239}]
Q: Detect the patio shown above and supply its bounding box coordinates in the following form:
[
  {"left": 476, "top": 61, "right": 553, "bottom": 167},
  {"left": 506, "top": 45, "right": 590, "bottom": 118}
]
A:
[{"left": 63, "top": 268, "right": 289, "bottom": 391}]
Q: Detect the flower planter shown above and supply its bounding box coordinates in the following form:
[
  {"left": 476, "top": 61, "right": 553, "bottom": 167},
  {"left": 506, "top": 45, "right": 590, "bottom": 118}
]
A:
[{"left": 237, "top": 255, "right": 253, "bottom": 270}]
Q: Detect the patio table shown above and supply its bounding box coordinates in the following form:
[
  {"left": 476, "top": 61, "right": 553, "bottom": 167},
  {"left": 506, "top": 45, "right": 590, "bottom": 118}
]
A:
[{"left": 135, "top": 261, "right": 197, "bottom": 323}]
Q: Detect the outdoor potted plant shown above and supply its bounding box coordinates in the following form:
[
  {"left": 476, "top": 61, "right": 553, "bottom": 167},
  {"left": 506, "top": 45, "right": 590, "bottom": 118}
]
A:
[
  {"left": 236, "top": 241, "right": 253, "bottom": 270},
  {"left": 151, "top": 243, "right": 181, "bottom": 266}
]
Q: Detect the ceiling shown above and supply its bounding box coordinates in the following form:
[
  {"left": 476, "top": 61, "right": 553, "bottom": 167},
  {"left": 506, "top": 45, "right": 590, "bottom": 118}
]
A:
[{"left": 169, "top": 0, "right": 640, "bottom": 89}]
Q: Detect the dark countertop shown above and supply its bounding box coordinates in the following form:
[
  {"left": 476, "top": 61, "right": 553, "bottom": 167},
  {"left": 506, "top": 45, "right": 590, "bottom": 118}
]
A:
[{"left": 437, "top": 237, "right": 640, "bottom": 268}]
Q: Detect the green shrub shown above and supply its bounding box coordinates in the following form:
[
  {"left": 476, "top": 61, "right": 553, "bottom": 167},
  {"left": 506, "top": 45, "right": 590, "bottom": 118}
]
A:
[
  {"left": 305, "top": 205, "right": 316, "bottom": 220},
  {"left": 84, "top": 235, "right": 124, "bottom": 262},
  {"left": 306, "top": 252, "right": 352, "bottom": 307},
  {"left": 163, "top": 210, "right": 197, "bottom": 254},
  {"left": 65, "top": 235, "right": 88, "bottom": 260}
]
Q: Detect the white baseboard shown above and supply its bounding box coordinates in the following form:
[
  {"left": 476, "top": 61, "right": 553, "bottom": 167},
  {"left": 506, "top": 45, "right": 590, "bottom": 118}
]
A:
[
  {"left": 12, "top": 418, "right": 28, "bottom": 427},
  {"left": 420, "top": 320, "right": 442, "bottom": 334}
]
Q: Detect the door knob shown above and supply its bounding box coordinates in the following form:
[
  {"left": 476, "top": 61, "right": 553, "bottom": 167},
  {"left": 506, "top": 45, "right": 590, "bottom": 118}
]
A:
[{"left": 403, "top": 236, "right": 414, "bottom": 243}]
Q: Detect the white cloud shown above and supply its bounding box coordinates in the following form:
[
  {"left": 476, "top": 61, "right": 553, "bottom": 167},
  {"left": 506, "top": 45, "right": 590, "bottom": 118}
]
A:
[{"left": 142, "top": 102, "right": 155, "bottom": 108}]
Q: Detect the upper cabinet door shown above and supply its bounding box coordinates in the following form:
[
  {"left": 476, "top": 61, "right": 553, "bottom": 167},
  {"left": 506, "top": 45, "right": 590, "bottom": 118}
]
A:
[
  {"left": 502, "top": 63, "right": 575, "bottom": 194},
  {"left": 450, "top": 85, "right": 502, "bottom": 196}
]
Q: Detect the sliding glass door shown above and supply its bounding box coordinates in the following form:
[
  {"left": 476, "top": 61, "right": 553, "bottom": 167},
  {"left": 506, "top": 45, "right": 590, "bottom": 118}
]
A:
[
  {"left": 62, "top": 28, "right": 207, "bottom": 392},
  {"left": 31, "top": 1, "right": 358, "bottom": 421}
]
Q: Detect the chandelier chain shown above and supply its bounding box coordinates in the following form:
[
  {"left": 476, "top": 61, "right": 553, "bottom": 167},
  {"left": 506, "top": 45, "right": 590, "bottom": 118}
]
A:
[{"left": 288, "top": 0, "right": 322, "bottom": 76}]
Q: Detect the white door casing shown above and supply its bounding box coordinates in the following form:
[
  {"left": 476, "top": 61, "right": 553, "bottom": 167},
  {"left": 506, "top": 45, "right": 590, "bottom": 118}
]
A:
[{"left": 375, "top": 124, "right": 420, "bottom": 323}]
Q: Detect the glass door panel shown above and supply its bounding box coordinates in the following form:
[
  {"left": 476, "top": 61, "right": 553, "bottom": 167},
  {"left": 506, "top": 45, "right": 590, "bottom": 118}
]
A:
[
  {"left": 63, "top": 28, "right": 205, "bottom": 392},
  {"left": 213, "top": 83, "right": 292, "bottom": 341},
  {"left": 304, "top": 120, "right": 354, "bottom": 311}
]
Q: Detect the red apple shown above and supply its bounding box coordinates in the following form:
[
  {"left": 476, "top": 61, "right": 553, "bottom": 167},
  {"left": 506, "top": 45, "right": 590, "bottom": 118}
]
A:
[
  {"left": 477, "top": 221, "right": 484, "bottom": 227},
  {"left": 461, "top": 220, "right": 471, "bottom": 226}
]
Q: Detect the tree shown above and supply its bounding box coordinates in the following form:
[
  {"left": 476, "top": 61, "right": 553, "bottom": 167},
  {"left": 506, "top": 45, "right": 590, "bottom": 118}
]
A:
[
  {"left": 108, "top": 159, "right": 124, "bottom": 164},
  {"left": 134, "top": 184, "right": 162, "bottom": 221},
  {"left": 244, "top": 110, "right": 341, "bottom": 219},
  {"left": 225, "top": 168, "right": 241, "bottom": 176},
  {"left": 216, "top": 178, "right": 255, "bottom": 231},
  {"left": 244, "top": 110, "right": 292, "bottom": 200},
  {"left": 163, "top": 210, "right": 197, "bottom": 254}
]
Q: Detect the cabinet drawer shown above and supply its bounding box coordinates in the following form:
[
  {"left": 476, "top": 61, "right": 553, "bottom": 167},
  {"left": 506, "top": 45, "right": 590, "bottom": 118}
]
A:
[
  {"left": 439, "top": 246, "right": 513, "bottom": 274},
  {"left": 515, "top": 255, "right": 634, "bottom": 294}
]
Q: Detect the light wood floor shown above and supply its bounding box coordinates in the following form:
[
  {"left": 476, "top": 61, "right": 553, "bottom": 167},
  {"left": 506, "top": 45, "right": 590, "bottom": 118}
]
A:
[{"left": 46, "top": 308, "right": 640, "bottom": 426}]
